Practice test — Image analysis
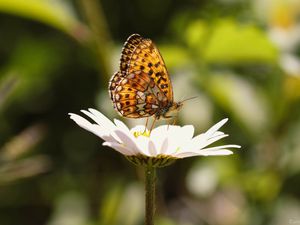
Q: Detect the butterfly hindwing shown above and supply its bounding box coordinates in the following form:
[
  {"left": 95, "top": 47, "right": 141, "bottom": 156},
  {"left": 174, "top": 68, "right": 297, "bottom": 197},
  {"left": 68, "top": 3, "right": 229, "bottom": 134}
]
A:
[{"left": 109, "top": 71, "right": 159, "bottom": 118}]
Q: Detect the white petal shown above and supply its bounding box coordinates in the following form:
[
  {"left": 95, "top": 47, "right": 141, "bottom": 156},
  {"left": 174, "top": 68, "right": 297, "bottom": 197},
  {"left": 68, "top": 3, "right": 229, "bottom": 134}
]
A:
[
  {"left": 114, "top": 119, "right": 130, "bottom": 133},
  {"left": 148, "top": 140, "right": 157, "bottom": 156},
  {"left": 174, "top": 149, "right": 233, "bottom": 158},
  {"left": 178, "top": 125, "right": 195, "bottom": 144},
  {"left": 202, "top": 144, "right": 241, "bottom": 151},
  {"left": 114, "top": 130, "right": 140, "bottom": 155},
  {"left": 214, "top": 131, "right": 225, "bottom": 136},
  {"left": 179, "top": 125, "right": 195, "bottom": 148},
  {"left": 70, "top": 109, "right": 240, "bottom": 159},
  {"left": 174, "top": 143, "right": 240, "bottom": 158},
  {"left": 188, "top": 133, "right": 207, "bottom": 147},
  {"left": 164, "top": 125, "right": 195, "bottom": 155},
  {"left": 187, "top": 134, "right": 229, "bottom": 151},
  {"left": 69, "top": 113, "right": 103, "bottom": 136},
  {"left": 151, "top": 125, "right": 169, "bottom": 135},
  {"left": 197, "top": 149, "right": 234, "bottom": 156},
  {"left": 80, "top": 110, "right": 113, "bottom": 133},
  {"left": 87, "top": 108, "right": 116, "bottom": 130},
  {"left": 163, "top": 126, "right": 185, "bottom": 155},
  {"left": 69, "top": 113, "right": 119, "bottom": 143},
  {"left": 135, "top": 135, "right": 151, "bottom": 156},
  {"left": 103, "top": 142, "right": 135, "bottom": 155},
  {"left": 69, "top": 113, "right": 93, "bottom": 130},
  {"left": 160, "top": 138, "right": 169, "bottom": 155},
  {"left": 205, "top": 118, "right": 228, "bottom": 136},
  {"left": 101, "top": 134, "right": 116, "bottom": 143},
  {"left": 150, "top": 125, "right": 168, "bottom": 153},
  {"left": 204, "top": 134, "right": 229, "bottom": 146}
]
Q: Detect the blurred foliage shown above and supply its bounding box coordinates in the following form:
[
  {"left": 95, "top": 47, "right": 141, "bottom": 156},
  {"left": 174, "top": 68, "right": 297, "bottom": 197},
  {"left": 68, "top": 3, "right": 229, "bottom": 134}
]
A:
[{"left": 1, "top": 0, "right": 300, "bottom": 225}]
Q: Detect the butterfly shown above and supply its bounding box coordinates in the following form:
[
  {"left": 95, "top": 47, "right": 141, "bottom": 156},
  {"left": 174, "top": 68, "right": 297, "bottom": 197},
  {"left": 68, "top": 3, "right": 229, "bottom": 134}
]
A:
[{"left": 109, "top": 34, "right": 184, "bottom": 123}]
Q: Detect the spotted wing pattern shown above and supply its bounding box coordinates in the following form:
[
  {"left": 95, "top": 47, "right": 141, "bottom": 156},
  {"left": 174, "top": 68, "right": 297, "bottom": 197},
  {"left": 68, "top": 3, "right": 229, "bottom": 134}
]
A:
[{"left": 109, "top": 34, "right": 173, "bottom": 118}]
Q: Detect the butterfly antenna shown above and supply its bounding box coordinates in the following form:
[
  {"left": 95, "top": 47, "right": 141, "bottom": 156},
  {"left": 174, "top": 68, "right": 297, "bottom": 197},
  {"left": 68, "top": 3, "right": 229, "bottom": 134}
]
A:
[{"left": 180, "top": 96, "right": 198, "bottom": 103}]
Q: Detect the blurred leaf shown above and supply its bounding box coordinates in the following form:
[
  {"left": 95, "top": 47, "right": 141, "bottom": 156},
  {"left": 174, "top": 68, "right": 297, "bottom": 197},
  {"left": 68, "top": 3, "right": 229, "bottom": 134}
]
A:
[
  {"left": 0, "top": 155, "right": 51, "bottom": 185},
  {"left": 0, "top": 0, "right": 87, "bottom": 40},
  {"left": 0, "top": 123, "right": 49, "bottom": 185},
  {"left": 0, "top": 74, "right": 19, "bottom": 107},
  {"left": 202, "top": 20, "right": 278, "bottom": 64},
  {"left": 184, "top": 20, "right": 208, "bottom": 51},
  {"left": 0, "top": 123, "right": 46, "bottom": 161},
  {"left": 156, "top": 217, "right": 177, "bottom": 225},
  {"left": 243, "top": 170, "right": 281, "bottom": 202},
  {"left": 203, "top": 72, "right": 270, "bottom": 136},
  {"left": 280, "top": 117, "right": 300, "bottom": 175},
  {"left": 3, "top": 38, "right": 64, "bottom": 106},
  {"left": 160, "top": 45, "right": 191, "bottom": 69},
  {"left": 100, "top": 183, "right": 124, "bottom": 225},
  {"left": 100, "top": 182, "right": 143, "bottom": 225},
  {"left": 284, "top": 75, "right": 300, "bottom": 101}
]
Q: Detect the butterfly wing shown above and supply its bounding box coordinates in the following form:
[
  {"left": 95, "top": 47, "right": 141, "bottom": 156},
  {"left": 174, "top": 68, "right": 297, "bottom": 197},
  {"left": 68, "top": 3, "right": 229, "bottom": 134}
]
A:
[
  {"left": 109, "top": 34, "right": 173, "bottom": 118},
  {"left": 123, "top": 34, "right": 173, "bottom": 103},
  {"left": 109, "top": 71, "right": 159, "bottom": 118}
]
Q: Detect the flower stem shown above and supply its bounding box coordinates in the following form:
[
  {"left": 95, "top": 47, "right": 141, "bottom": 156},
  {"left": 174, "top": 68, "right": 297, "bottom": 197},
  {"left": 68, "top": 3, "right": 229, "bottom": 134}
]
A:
[
  {"left": 78, "top": 0, "right": 112, "bottom": 78},
  {"left": 145, "top": 165, "right": 156, "bottom": 225}
]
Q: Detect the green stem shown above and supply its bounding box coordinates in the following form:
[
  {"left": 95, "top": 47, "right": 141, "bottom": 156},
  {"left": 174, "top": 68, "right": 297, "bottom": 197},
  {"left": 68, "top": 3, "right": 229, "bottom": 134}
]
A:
[
  {"left": 145, "top": 165, "right": 156, "bottom": 225},
  {"left": 79, "top": 0, "right": 112, "bottom": 79}
]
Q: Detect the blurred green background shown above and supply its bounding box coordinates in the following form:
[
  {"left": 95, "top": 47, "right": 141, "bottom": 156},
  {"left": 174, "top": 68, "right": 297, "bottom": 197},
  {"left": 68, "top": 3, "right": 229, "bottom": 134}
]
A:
[{"left": 1, "top": 0, "right": 300, "bottom": 224}]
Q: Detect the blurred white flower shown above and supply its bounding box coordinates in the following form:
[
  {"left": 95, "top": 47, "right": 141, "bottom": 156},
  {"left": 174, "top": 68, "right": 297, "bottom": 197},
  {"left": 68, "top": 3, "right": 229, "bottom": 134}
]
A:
[
  {"left": 69, "top": 109, "right": 240, "bottom": 166},
  {"left": 268, "top": 26, "right": 300, "bottom": 52},
  {"left": 280, "top": 53, "right": 300, "bottom": 76},
  {"left": 186, "top": 164, "right": 218, "bottom": 197}
]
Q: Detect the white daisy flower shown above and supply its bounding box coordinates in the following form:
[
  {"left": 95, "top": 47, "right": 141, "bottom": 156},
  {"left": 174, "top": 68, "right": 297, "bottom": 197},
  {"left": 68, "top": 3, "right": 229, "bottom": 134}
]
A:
[{"left": 69, "top": 108, "right": 240, "bottom": 167}]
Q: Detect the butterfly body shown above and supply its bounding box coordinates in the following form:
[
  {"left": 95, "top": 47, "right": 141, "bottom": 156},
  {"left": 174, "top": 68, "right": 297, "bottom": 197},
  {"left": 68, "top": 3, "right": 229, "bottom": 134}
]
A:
[
  {"left": 156, "top": 101, "right": 183, "bottom": 119},
  {"left": 109, "top": 34, "right": 182, "bottom": 120}
]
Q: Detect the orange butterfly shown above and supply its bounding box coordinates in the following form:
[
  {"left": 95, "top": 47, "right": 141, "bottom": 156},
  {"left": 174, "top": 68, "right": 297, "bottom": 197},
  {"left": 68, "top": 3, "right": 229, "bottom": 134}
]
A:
[{"left": 109, "top": 34, "right": 183, "bottom": 125}]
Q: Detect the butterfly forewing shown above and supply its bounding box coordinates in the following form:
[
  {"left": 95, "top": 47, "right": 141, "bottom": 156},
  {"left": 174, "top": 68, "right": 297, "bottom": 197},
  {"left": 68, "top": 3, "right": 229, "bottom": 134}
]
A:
[
  {"left": 109, "top": 34, "right": 174, "bottom": 119},
  {"left": 119, "top": 34, "right": 143, "bottom": 75}
]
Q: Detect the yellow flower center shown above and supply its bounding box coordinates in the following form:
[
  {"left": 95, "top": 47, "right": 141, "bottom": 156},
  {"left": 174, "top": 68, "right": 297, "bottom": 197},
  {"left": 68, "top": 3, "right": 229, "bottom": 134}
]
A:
[{"left": 133, "top": 130, "right": 150, "bottom": 138}]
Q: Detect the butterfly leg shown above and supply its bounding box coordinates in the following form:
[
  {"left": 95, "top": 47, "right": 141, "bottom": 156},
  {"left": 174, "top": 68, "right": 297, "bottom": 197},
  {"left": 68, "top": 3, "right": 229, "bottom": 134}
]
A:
[
  {"left": 149, "top": 117, "right": 157, "bottom": 132},
  {"left": 172, "top": 116, "right": 178, "bottom": 125},
  {"left": 167, "top": 118, "right": 172, "bottom": 130},
  {"left": 166, "top": 116, "right": 177, "bottom": 130},
  {"left": 143, "top": 117, "right": 149, "bottom": 133}
]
